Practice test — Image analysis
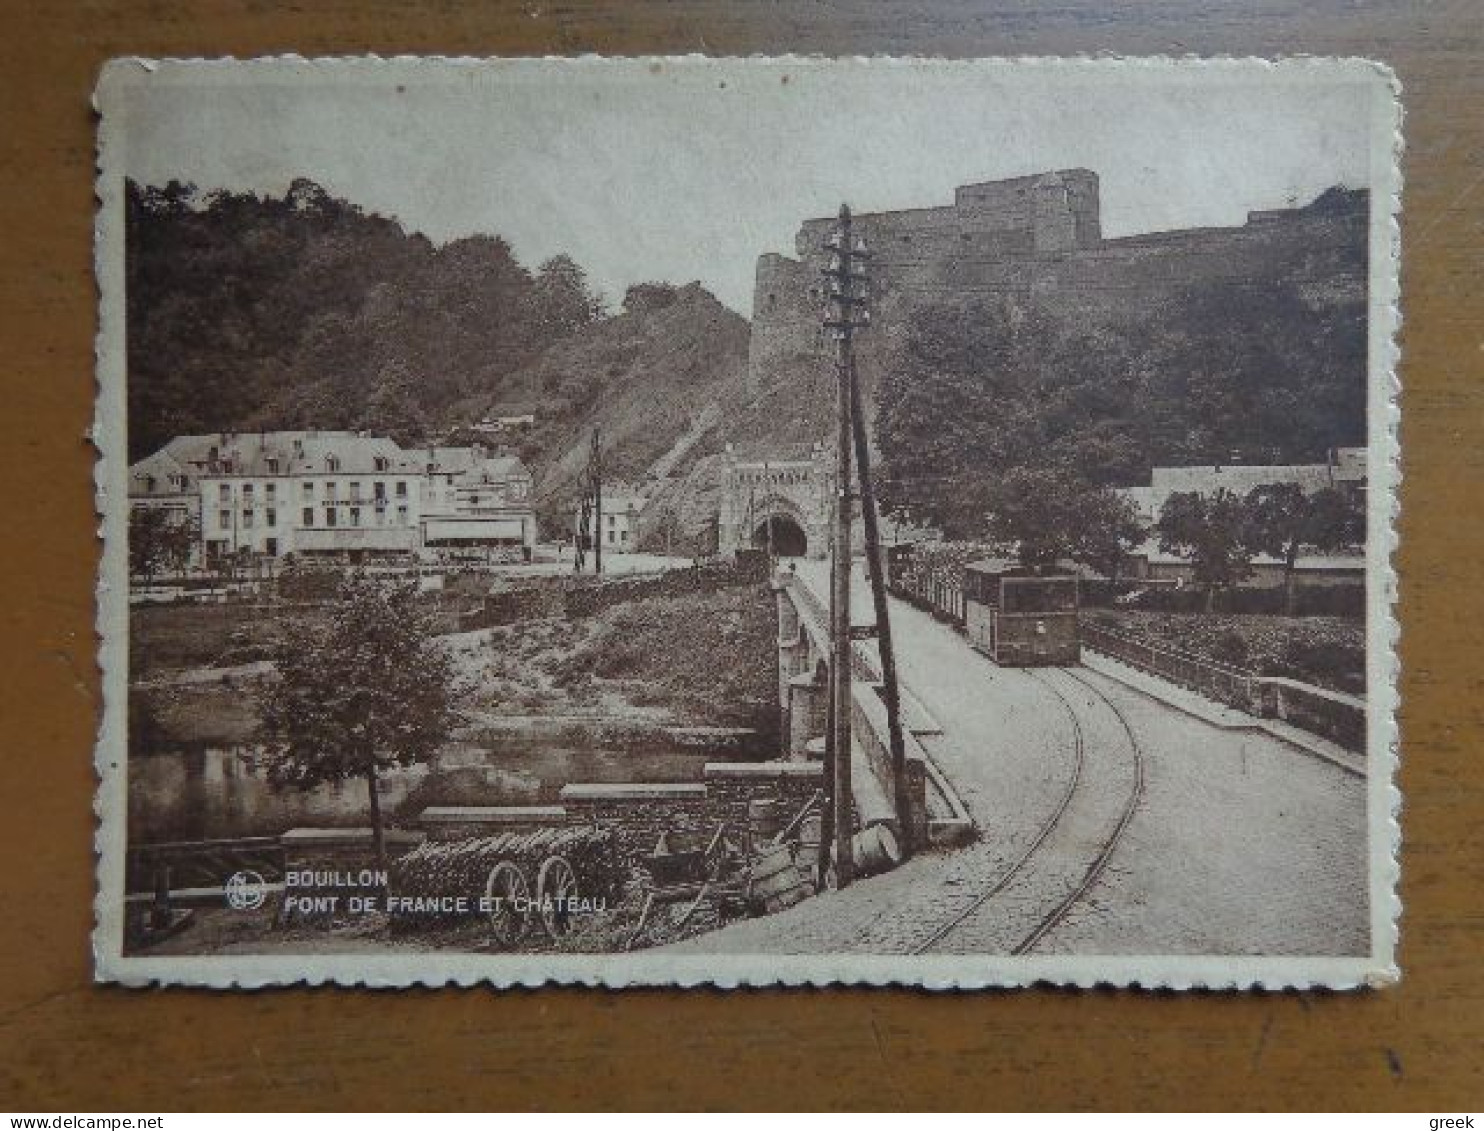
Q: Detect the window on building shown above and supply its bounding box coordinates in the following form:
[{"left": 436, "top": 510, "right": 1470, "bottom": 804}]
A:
[
  {"left": 374, "top": 481, "right": 386, "bottom": 501},
  {"left": 608, "top": 531, "right": 616, "bottom": 544},
  {"left": 326, "top": 455, "right": 341, "bottom": 473},
  {"left": 302, "top": 507, "right": 314, "bottom": 527},
  {"left": 325, "top": 507, "right": 337, "bottom": 527},
  {"left": 350, "top": 482, "right": 362, "bottom": 502},
  {"left": 243, "top": 484, "right": 254, "bottom": 501},
  {"left": 242, "top": 510, "right": 254, "bottom": 529},
  {"left": 350, "top": 507, "right": 361, "bottom": 527},
  {"left": 266, "top": 457, "right": 279, "bottom": 474},
  {"left": 219, "top": 484, "right": 230, "bottom": 502},
  {"left": 219, "top": 509, "right": 230, "bottom": 528},
  {"left": 302, "top": 481, "right": 313, "bottom": 501},
  {"left": 397, "top": 505, "right": 409, "bottom": 522},
  {"left": 374, "top": 456, "right": 389, "bottom": 472},
  {"left": 265, "top": 483, "right": 276, "bottom": 500},
  {"left": 266, "top": 508, "right": 277, "bottom": 528},
  {"left": 395, "top": 481, "right": 407, "bottom": 498},
  {"left": 325, "top": 482, "right": 337, "bottom": 501},
  {"left": 621, "top": 530, "right": 629, "bottom": 542}
]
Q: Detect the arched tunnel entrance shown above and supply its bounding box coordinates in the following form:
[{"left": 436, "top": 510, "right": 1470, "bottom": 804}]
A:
[{"left": 753, "top": 514, "right": 808, "bottom": 558}]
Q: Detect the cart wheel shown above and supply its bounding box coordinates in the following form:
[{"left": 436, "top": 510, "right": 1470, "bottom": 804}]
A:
[
  {"left": 484, "top": 861, "right": 530, "bottom": 949},
  {"left": 536, "top": 854, "right": 579, "bottom": 940}
]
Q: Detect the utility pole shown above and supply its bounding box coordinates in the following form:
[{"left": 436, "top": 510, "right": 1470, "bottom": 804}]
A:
[
  {"left": 822, "top": 203, "right": 869, "bottom": 888},
  {"left": 849, "top": 355, "right": 911, "bottom": 856},
  {"left": 574, "top": 493, "right": 590, "bottom": 573},
  {"left": 590, "top": 428, "right": 603, "bottom": 575}
]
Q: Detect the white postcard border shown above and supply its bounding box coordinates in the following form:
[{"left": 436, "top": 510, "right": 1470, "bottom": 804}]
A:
[{"left": 92, "top": 54, "right": 1403, "bottom": 990}]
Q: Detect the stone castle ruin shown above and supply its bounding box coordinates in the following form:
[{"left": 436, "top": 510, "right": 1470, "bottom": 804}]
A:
[{"left": 745, "top": 167, "right": 1367, "bottom": 399}]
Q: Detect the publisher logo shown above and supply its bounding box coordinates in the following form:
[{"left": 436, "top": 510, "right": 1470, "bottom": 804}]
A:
[{"left": 225, "top": 870, "right": 268, "bottom": 911}]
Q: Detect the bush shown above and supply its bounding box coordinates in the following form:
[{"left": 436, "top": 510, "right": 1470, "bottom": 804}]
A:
[
  {"left": 1209, "top": 629, "right": 1252, "bottom": 667},
  {"left": 1280, "top": 639, "right": 1366, "bottom": 695}
]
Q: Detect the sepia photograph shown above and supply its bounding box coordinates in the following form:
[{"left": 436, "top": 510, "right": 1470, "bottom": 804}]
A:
[{"left": 93, "top": 55, "right": 1399, "bottom": 987}]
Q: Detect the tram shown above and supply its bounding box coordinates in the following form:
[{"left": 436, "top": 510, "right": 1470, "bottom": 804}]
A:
[{"left": 963, "top": 561, "right": 1080, "bottom": 667}]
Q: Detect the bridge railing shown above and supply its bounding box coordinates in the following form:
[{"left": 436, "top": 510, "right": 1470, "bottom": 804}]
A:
[
  {"left": 1080, "top": 620, "right": 1259, "bottom": 712},
  {"left": 1081, "top": 621, "right": 1366, "bottom": 753}
]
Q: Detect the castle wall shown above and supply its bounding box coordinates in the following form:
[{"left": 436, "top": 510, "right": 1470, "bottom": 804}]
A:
[{"left": 746, "top": 170, "right": 1367, "bottom": 397}]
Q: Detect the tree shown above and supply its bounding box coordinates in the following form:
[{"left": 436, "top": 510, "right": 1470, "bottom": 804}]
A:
[
  {"left": 257, "top": 576, "right": 460, "bottom": 868},
  {"left": 1154, "top": 489, "right": 1258, "bottom": 611},
  {"left": 128, "top": 507, "right": 172, "bottom": 584},
  {"left": 163, "top": 513, "right": 200, "bottom": 576},
  {"left": 1072, "top": 488, "right": 1148, "bottom": 582},
  {"left": 1245, "top": 483, "right": 1365, "bottom": 613},
  {"left": 524, "top": 254, "right": 601, "bottom": 339},
  {"left": 984, "top": 465, "right": 1145, "bottom": 574}
]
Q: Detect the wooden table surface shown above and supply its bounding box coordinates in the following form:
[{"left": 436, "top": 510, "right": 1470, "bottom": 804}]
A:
[{"left": 2, "top": 0, "right": 1480, "bottom": 1111}]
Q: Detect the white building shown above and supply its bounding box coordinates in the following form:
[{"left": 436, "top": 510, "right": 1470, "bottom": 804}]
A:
[
  {"left": 1116, "top": 447, "right": 1367, "bottom": 586},
  {"left": 574, "top": 482, "right": 646, "bottom": 554},
  {"left": 127, "top": 445, "right": 203, "bottom": 566},
  {"left": 127, "top": 430, "right": 537, "bottom": 570},
  {"left": 1118, "top": 447, "right": 1366, "bottom": 527}
]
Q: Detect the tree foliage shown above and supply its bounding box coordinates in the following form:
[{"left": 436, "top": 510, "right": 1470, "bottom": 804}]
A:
[
  {"left": 128, "top": 508, "right": 199, "bottom": 582},
  {"left": 256, "top": 576, "right": 460, "bottom": 865},
  {"left": 126, "top": 179, "right": 603, "bottom": 462},
  {"left": 875, "top": 257, "right": 1366, "bottom": 552},
  {"left": 983, "top": 465, "right": 1145, "bottom": 574},
  {"left": 1244, "top": 483, "right": 1365, "bottom": 611},
  {"left": 1154, "top": 489, "right": 1259, "bottom": 610}
]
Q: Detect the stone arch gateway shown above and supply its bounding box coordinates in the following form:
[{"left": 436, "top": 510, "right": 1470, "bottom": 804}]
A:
[{"left": 717, "top": 442, "right": 832, "bottom": 560}]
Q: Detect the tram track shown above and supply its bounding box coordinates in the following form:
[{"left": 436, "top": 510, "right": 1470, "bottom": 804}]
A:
[
  {"left": 910, "top": 664, "right": 1146, "bottom": 957},
  {"left": 1010, "top": 668, "right": 1146, "bottom": 955},
  {"left": 908, "top": 667, "right": 1086, "bottom": 954}
]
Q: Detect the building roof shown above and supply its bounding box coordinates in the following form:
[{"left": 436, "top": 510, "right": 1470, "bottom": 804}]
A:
[
  {"left": 127, "top": 447, "right": 196, "bottom": 497},
  {"left": 1119, "top": 453, "right": 1368, "bottom": 518},
  {"left": 138, "top": 431, "right": 530, "bottom": 483},
  {"left": 159, "top": 430, "right": 414, "bottom": 477},
  {"left": 1148, "top": 463, "right": 1337, "bottom": 499}
]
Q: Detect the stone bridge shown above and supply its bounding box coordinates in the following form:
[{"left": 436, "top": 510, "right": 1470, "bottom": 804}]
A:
[{"left": 772, "top": 564, "right": 974, "bottom": 852}]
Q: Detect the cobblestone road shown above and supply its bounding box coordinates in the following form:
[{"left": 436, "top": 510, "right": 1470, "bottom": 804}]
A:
[{"left": 668, "top": 564, "right": 1368, "bottom": 957}]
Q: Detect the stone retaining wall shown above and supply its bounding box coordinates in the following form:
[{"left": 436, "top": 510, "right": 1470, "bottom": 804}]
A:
[
  {"left": 702, "top": 762, "right": 824, "bottom": 845},
  {"left": 557, "top": 783, "right": 711, "bottom": 872}
]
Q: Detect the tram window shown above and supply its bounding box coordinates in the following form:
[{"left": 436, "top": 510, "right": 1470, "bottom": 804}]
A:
[{"left": 1003, "top": 578, "right": 1077, "bottom": 614}]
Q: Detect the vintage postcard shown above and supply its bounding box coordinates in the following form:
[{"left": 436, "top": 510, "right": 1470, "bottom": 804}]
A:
[{"left": 93, "top": 56, "right": 1400, "bottom": 988}]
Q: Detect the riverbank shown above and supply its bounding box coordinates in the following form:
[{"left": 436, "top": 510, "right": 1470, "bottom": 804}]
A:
[{"left": 127, "top": 577, "right": 782, "bottom": 844}]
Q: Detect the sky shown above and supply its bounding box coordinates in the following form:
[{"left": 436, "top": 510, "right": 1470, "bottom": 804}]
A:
[{"left": 111, "top": 58, "right": 1381, "bottom": 314}]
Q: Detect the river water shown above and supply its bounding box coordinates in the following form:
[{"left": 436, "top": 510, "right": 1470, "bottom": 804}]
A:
[{"left": 129, "top": 735, "right": 756, "bottom": 843}]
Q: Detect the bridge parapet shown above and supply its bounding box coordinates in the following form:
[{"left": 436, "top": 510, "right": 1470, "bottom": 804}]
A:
[{"left": 772, "top": 568, "right": 973, "bottom": 851}]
